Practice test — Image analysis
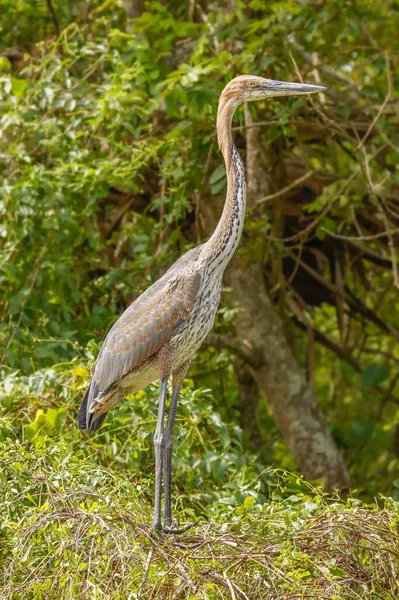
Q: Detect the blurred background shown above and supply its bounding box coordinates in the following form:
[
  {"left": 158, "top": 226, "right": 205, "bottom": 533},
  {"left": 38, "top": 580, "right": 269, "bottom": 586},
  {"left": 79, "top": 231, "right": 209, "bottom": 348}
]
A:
[{"left": 1, "top": 0, "right": 399, "bottom": 503}]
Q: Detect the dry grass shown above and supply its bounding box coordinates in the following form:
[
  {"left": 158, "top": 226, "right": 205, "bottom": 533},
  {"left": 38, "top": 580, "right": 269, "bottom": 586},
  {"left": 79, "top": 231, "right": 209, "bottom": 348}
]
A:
[{"left": 2, "top": 442, "right": 399, "bottom": 600}]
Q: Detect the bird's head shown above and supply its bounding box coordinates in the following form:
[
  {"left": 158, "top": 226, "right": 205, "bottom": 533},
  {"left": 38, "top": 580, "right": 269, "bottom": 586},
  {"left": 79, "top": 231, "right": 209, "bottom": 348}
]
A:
[
  {"left": 216, "top": 74, "right": 325, "bottom": 158},
  {"left": 220, "top": 74, "right": 326, "bottom": 106}
]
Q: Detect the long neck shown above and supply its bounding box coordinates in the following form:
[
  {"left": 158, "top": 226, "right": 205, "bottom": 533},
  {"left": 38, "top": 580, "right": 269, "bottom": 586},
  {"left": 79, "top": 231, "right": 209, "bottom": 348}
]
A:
[{"left": 199, "top": 97, "right": 246, "bottom": 271}]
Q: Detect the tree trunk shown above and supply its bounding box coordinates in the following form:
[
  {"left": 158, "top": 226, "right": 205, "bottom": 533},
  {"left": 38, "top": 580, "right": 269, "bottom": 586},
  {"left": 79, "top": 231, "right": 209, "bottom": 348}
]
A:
[
  {"left": 225, "top": 259, "right": 350, "bottom": 491},
  {"left": 235, "top": 358, "right": 262, "bottom": 449},
  {"left": 123, "top": 0, "right": 144, "bottom": 19}
]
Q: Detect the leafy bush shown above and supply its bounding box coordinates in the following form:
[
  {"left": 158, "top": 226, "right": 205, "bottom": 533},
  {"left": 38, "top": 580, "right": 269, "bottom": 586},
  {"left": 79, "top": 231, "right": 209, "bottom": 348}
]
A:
[
  {"left": 2, "top": 432, "right": 399, "bottom": 598},
  {"left": 1, "top": 0, "right": 399, "bottom": 501},
  {"left": 1, "top": 362, "right": 399, "bottom": 598}
]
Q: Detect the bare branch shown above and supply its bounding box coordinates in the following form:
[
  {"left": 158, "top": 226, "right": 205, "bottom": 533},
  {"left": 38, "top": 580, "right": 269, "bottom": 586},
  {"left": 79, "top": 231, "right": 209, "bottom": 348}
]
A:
[
  {"left": 286, "top": 248, "right": 399, "bottom": 342},
  {"left": 256, "top": 171, "right": 315, "bottom": 205},
  {"left": 321, "top": 226, "right": 399, "bottom": 242},
  {"left": 291, "top": 42, "right": 359, "bottom": 89},
  {"left": 357, "top": 54, "right": 392, "bottom": 149},
  {"left": 45, "top": 0, "right": 60, "bottom": 37}
]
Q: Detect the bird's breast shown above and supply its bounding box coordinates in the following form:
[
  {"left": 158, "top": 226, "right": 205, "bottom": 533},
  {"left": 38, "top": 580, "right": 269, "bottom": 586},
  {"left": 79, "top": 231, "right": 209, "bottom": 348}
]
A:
[
  {"left": 91, "top": 273, "right": 222, "bottom": 414},
  {"left": 172, "top": 273, "right": 222, "bottom": 366}
]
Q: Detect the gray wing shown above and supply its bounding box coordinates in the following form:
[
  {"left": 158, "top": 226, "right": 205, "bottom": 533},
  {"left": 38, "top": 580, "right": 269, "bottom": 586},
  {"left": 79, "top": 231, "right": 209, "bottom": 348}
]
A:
[{"left": 92, "top": 246, "right": 203, "bottom": 395}]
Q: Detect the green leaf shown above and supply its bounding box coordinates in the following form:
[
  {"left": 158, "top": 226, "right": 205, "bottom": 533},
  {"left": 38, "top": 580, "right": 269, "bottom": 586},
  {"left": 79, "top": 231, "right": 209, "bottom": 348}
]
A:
[
  {"left": 209, "top": 164, "right": 226, "bottom": 185},
  {"left": 350, "top": 420, "right": 373, "bottom": 443},
  {"left": 361, "top": 363, "right": 389, "bottom": 389},
  {"left": 11, "top": 77, "right": 28, "bottom": 97},
  {"left": 243, "top": 496, "right": 255, "bottom": 509},
  {"left": 211, "top": 177, "right": 226, "bottom": 195},
  {"left": 211, "top": 458, "right": 228, "bottom": 481},
  {"left": 0, "top": 56, "right": 11, "bottom": 72},
  {"left": 45, "top": 408, "right": 59, "bottom": 428},
  {"left": 24, "top": 424, "right": 36, "bottom": 441},
  {"left": 123, "top": 121, "right": 136, "bottom": 134},
  {"left": 91, "top": 306, "right": 110, "bottom": 328}
]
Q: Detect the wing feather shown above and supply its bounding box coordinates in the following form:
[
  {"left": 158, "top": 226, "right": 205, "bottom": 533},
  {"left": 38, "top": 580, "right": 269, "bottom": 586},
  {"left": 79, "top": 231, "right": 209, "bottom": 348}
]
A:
[{"left": 91, "top": 267, "right": 201, "bottom": 394}]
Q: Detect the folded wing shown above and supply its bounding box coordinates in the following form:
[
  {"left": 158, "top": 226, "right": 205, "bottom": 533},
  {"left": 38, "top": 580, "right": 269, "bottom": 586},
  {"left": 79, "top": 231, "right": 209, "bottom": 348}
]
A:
[
  {"left": 79, "top": 247, "right": 203, "bottom": 431},
  {"left": 93, "top": 269, "right": 201, "bottom": 394}
]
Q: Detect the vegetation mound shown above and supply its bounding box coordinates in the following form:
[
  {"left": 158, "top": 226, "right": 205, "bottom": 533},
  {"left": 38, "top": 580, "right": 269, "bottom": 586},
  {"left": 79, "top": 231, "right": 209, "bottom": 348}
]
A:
[
  {"left": 1, "top": 365, "right": 398, "bottom": 599},
  {"left": 2, "top": 438, "right": 399, "bottom": 599}
]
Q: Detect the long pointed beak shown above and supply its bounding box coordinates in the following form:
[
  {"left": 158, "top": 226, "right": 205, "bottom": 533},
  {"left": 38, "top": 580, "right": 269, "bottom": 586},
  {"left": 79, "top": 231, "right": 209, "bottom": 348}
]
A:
[{"left": 267, "top": 80, "right": 327, "bottom": 97}]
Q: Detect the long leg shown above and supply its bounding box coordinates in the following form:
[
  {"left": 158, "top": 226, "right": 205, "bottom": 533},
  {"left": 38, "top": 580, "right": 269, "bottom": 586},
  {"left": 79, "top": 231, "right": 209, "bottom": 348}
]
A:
[
  {"left": 152, "top": 377, "right": 168, "bottom": 530},
  {"left": 163, "top": 361, "right": 190, "bottom": 529},
  {"left": 163, "top": 384, "right": 180, "bottom": 528}
]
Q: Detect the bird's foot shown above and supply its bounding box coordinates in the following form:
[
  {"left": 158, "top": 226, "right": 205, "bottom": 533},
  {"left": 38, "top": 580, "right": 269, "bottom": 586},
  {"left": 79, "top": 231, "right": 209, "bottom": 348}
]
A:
[
  {"left": 140, "top": 521, "right": 200, "bottom": 548},
  {"left": 160, "top": 521, "right": 197, "bottom": 535}
]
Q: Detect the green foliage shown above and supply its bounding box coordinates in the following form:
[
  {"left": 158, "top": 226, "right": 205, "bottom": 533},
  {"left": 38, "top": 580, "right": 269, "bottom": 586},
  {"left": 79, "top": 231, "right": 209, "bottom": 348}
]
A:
[
  {"left": 361, "top": 363, "right": 390, "bottom": 389},
  {"left": 0, "top": 360, "right": 264, "bottom": 510},
  {"left": 3, "top": 0, "right": 396, "bottom": 375},
  {"left": 1, "top": 357, "right": 399, "bottom": 597},
  {"left": 2, "top": 412, "right": 399, "bottom": 597},
  {"left": 1, "top": 1, "right": 399, "bottom": 595}
]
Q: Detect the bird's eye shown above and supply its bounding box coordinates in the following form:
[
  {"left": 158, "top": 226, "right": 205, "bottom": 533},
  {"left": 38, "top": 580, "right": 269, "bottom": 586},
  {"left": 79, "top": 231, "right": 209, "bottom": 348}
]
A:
[{"left": 247, "top": 81, "right": 256, "bottom": 88}]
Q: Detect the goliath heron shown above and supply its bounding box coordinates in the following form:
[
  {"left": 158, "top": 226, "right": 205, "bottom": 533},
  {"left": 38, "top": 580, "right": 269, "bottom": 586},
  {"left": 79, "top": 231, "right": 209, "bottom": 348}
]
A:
[{"left": 79, "top": 75, "right": 325, "bottom": 533}]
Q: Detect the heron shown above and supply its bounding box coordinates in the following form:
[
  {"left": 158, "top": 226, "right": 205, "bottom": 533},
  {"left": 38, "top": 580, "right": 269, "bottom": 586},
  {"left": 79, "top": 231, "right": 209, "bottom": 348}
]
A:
[{"left": 78, "top": 74, "right": 325, "bottom": 533}]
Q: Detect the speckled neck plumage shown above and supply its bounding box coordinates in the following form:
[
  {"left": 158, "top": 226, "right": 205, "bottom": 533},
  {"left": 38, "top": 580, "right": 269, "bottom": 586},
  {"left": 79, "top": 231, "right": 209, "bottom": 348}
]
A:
[{"left": 199, "top": 94, "right": 246, "bottom": 272}]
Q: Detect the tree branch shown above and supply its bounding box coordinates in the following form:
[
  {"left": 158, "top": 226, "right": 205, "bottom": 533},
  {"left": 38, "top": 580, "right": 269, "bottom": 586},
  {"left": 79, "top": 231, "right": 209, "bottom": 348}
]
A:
[
  {"left": 286, "top": 249, "right": 399, "bottom": 342},
  {"left": 45, "top": 0, "right": 60, "bottom": 37},
  {"left": 294, "top": 316, "right": 399, "bottom": 407}
]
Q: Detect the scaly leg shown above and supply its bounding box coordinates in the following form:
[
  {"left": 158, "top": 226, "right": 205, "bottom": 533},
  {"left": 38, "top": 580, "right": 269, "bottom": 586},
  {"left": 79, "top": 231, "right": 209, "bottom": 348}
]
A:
[
  {"left": 163, "top": 361, "right": 190, "bottom": 530},
  {"left": 152, "top": 377, "right": 168, "bottom": 531},
  {"left": 163, "top": 383, "right": 180, "bottom": 528}
]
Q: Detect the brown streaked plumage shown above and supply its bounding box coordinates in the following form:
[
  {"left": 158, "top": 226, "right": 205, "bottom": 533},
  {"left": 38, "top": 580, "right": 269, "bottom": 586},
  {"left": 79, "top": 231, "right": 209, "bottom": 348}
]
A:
[{"left": 78, "top": 74, "right": 326, "bottom": 533}]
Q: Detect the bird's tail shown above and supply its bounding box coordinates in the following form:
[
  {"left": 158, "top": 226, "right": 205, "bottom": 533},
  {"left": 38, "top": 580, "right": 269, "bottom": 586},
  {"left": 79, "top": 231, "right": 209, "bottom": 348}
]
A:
[
  {"left": 78, "top": 383, "right": 107, "bottom": 432},
  {"left": 78, "top": 386, "right": 90, "bottom": 430}
]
